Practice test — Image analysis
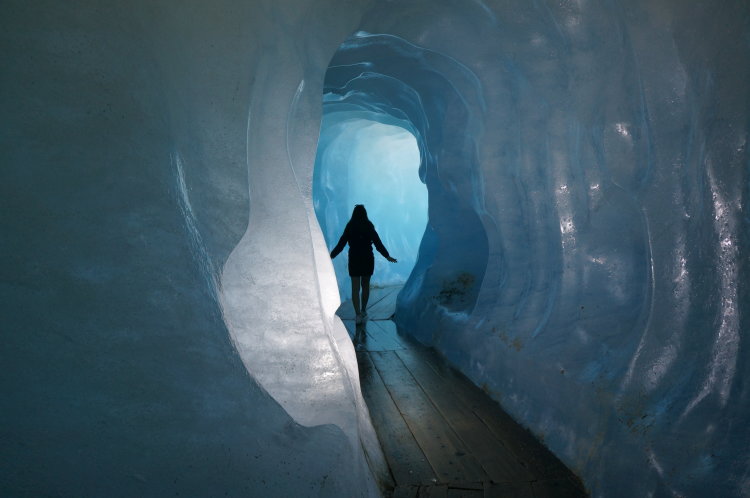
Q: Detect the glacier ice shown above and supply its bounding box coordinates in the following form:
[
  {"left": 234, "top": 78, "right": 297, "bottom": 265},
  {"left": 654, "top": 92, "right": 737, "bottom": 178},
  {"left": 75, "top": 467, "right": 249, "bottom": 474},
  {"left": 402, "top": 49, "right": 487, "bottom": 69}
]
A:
[
  {"left": 2, "top": 0, "right": 749, "bottom": 496},
  {"left": 314, "top": 2, "right": 749, "bottom": 496},
  {"left": 1, "top": 1, "right": 384, "bottom": 496}
]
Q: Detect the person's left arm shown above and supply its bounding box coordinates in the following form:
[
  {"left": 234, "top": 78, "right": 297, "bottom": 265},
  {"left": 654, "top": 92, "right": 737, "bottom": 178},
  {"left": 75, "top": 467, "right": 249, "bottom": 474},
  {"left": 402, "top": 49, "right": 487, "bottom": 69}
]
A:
[{"left": 372, "top": 227, "right": 397, "bottom": 262}]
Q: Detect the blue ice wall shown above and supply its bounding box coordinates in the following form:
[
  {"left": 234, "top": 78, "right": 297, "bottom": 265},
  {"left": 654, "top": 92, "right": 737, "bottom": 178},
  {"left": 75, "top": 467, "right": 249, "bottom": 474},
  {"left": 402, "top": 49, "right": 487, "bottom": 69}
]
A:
[
  {"left": 3, "top": 0, "right": 749, "bottom": 496},
  {"left": 1, "top": 0, "right": 384, "bottom": 496},
  {"left": 322, "top": 33, "right": 491, "bottom": 320},
  {"left": 318, "top": 1, "right": 750, "bottom": 495}
]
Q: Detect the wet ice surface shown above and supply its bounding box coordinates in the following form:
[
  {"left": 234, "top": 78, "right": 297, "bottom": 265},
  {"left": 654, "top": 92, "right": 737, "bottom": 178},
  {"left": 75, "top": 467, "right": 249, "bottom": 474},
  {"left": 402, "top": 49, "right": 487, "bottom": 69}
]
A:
[
  {"left": 317, "top": 4, "right": 750, "bottom": 495},
  {"left": 3, "top": 0, "right": 749, "bottom": 496}
]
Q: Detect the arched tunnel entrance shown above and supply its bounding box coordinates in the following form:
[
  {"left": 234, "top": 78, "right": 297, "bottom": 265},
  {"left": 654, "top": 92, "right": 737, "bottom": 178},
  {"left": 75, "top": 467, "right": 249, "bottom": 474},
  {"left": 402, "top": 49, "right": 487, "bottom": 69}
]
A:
[
  {"left": 314, "top": 32, "right": 490, "bottom": 342},
  {"left": 311, "top": 31, "right": 587, "bottom": 496},
  {"left": 3, "top": 0, "right": 748, "bottom": 495},
  {"left": 313, "top": 115, "right": 426, "bottom": 299}
]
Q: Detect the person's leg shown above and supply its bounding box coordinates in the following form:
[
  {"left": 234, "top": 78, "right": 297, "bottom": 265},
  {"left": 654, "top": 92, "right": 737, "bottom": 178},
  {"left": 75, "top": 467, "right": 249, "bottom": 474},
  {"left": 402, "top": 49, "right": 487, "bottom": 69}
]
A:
[
  {"left": 361, "top": 275, "right": 371, "bottom": 314},
  {"left": 351, "top": 276, "right": 361, "bottom": 316}
]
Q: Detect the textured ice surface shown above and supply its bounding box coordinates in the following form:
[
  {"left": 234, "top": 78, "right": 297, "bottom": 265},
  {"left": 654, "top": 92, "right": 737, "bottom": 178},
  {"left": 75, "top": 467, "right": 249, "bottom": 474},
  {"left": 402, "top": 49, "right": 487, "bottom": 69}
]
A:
[
  {"left": 314, "top": 115, "right": 427, "bottom": 298},
  {"left": 1, "top": 0, "right": 383, "bottom": 496},
  {"left": 2, "top": 0, "right": 749, "bottom": 496},
  {"left": 316, "top": 2, "right": 750, "bottom": 496}
]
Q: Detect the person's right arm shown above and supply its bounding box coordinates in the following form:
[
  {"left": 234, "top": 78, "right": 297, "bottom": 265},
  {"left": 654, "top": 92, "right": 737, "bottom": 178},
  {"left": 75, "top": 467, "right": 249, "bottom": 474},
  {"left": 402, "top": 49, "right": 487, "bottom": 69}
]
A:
[{"left": 330, "top": 226, "right": 348, "bottom": 259}]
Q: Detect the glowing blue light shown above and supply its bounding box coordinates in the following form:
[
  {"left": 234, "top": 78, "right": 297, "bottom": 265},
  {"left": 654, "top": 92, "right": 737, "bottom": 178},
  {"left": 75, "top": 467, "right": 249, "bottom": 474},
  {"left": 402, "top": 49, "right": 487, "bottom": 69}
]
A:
[{"left": 314, "top": 115, "right": 427, "bottom": 298}]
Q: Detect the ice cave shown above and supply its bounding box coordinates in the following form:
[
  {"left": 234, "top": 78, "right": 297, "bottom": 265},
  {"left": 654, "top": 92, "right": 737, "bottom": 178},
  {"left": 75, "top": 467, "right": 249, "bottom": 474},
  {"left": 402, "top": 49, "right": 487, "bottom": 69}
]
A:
[{"left": 2, "top": 0, "right": 748, "bottom": 496}]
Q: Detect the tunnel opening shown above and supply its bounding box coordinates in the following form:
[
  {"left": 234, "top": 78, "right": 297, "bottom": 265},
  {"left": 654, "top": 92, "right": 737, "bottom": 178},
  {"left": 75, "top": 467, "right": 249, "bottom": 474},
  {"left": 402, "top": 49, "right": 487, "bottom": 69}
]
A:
[
  {"left": 314, "top": 31, "right": 490, "bottom": 342},
  {"left": 313, "top": 113, "right": 427, "bottom": 300}
]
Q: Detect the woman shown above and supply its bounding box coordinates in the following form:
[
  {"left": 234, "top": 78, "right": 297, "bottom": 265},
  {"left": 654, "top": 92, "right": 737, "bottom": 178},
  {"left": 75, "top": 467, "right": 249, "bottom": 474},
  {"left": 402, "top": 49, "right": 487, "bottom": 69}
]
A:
[{"left": 330, "top": 204, "right": 397, "bottom": 324}]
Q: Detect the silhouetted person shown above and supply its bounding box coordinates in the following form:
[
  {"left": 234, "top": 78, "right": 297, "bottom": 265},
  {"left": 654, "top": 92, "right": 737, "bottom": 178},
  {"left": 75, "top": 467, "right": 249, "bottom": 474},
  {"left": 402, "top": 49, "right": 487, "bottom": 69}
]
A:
[{"left": 330, "top": 204, "right": 397, "bottom": 324}]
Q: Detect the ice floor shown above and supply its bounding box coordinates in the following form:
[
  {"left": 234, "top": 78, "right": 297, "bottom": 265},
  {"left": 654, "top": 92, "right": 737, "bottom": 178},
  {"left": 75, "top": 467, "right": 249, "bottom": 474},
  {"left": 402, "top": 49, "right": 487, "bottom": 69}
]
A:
[{"left": 338, "top": 287, "right": 586, "bottom": 497}]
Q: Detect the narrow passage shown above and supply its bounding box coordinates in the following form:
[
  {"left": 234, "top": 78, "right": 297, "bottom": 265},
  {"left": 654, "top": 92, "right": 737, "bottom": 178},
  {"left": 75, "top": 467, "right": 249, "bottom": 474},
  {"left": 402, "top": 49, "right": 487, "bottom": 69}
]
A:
[{"left": 338, "top": 286, "right": 587, "bottom": 498}]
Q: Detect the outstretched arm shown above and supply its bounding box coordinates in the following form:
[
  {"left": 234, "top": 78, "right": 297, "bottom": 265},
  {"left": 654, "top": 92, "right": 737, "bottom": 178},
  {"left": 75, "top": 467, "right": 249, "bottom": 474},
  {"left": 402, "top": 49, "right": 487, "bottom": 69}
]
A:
[
  {"left": 330, "top": 228, "right": 348, "bottom": 259},
  {"left": 372, "top": 228, "right": 397, "bottom": 263}
]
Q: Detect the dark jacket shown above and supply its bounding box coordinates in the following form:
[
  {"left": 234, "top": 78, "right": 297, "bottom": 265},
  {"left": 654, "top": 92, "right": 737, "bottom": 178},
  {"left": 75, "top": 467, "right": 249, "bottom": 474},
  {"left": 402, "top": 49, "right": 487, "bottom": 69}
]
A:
[{"left": 330, "top": 222, "right": 391, "bottom": 261}]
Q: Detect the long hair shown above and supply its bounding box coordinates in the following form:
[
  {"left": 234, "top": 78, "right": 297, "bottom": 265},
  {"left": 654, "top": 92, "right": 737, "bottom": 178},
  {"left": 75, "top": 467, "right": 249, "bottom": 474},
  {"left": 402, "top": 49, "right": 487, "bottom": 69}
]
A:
[{"left": 348, "top": 204, "right": 372, "bottom": 232}]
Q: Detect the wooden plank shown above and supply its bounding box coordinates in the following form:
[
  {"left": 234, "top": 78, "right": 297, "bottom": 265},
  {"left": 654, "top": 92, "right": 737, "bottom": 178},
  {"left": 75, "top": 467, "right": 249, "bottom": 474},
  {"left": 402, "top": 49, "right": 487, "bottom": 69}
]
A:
[
  {"left": 418, "top": 484, "right": 448, "bottom": 498},
  {"left": 471, "top": 401, "right": 572, "bottom": 481},
  {"left": 447, "top": 488, "right": 483, "bottom": 498},
  {"left": 483, "top": 481, "right": 535, "bottom": 498},
  {"left": 342, "top": 319, "right": 357, "bottom": 338},
  {"left": 364, "top": 320, "right": 405, "bottom": 351},
  {"left": 411, "top": 346, "right": 574, "bottom": 481},
  {"left": 371, "top": 351, "right": 489, "bottom": 484},
  {"left": 357, "top": 351, "right": 437, "bottom": 486},
  {"left": 337, "top": 300, "right": 356, "bottom": 320},
  {"left": 392, "top": 485, "right": 420, "bottom": 498},
  {"left": 374, "top": 319, "right": 412, "bottom": 350},
  {"left": 396, "top": 348, "right": 534, "bottom": 483},
  {"left": 449, "top": 482, "right": 483, "bottom": 490},
  {"left": 447, "top": 482, "right": 484, "bottom": 498},
  {"left": 359, "top": 321, "right": 399, "bottom": 352},
  {"left": 342, "top": 319, "right": 370, "bottom": 352},
  {"left": 337, "top": 285, "right": 399, "bottom": 321},
  {"left": 366, "top": 286, "right": 400, "bottom": 319},
  {"left": 344, "top": 317, "right": 395, "bottom": 352},
  {"left": 531, "top": 478, "right": 586, "bottom": 498}
]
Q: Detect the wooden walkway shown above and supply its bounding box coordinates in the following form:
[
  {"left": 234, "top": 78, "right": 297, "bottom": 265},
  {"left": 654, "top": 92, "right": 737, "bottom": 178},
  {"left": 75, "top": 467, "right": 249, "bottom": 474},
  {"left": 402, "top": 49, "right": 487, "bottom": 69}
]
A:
[{"left": 339, "top": 286, "right": 587, "bottom": 498}]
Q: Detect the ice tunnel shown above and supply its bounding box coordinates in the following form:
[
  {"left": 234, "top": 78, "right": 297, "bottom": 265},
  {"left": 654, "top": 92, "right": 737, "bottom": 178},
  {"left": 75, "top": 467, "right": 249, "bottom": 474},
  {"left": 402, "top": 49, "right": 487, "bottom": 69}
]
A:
[
  {"left": 313, "top": 113, "right": 426, "bottom": 297},
  {"left": 2, "top": 0, "right": 749, "bottom": 497},
  {"left": 314, "top": 32, "right": 488, "bottom": 308}
]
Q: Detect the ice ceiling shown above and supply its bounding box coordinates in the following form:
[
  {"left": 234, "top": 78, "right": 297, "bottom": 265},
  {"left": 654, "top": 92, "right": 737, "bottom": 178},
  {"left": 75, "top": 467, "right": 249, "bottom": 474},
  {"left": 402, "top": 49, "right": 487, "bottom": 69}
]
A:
[{"left": 2, "top": 0, "right": 748, "bottom": 496}]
